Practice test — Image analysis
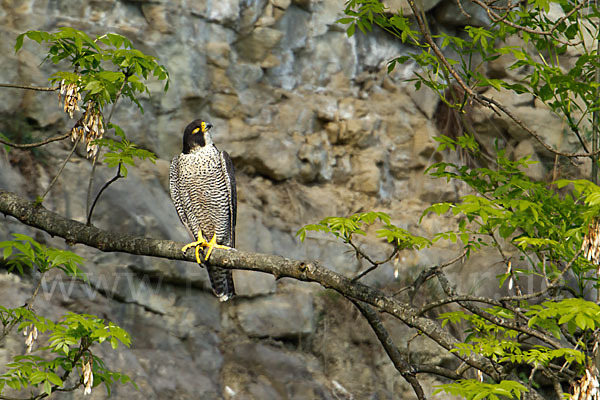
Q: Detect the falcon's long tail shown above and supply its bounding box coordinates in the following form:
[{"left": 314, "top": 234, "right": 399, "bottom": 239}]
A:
[{"left": 206, "top": 264, "right": 235, "bottom": 302}]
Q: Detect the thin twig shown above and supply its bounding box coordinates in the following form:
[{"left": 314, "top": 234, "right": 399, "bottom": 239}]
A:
[
  {"left": 498, "top": 247, "right": 583, "bottom": 302},
  {"left": 40, "top": 137, "right": 80, "bottom": 201},
  {"left": 565, "top": 113, "right": 590, "bottom": 154},
  {"left": 488, "top": 232, "right": 523, "bottom": 296},
  {"left": 0, "top": 271, "right": 47, "bottom": 342},
  {"left": 0, "top": 83, "right": 57, "bottom": 91},
  {"left": 25, "top": 274, "right": 44, "bottom": 309},
  {"left": 85, "top": 160, "right": 98, "bottom": 218},
  {"left": 435, "top": 268, "right": 563, "bottom": 349},
  {"left": 417, "top": 294, "right": 509, "bottom": 315},
  {"left": 86, "top": 163, "right": 123, "bottom": 225},
  {"left": 592, "top": 23, "right": 600, "bottom": 188},
  {"left": 0, "top": 132, "right": 70, "bottom": 149},
  {"left": 471, "top": 0, "right": 585, "bottom": 39},
  {"left": 394, "top": 248, "right": 467, "bottom": 297},
  {"left": 456, "top": 0, "right": 471, "bottom": 18},
  {"left": 528, "top": 366, "right": 539, "bottom": 391},
  {"left": 413, "top": 364, "right": 463, "bottom": 380},
  {"left": 351, "top": 239, "right": 398, "bottom": 282}
]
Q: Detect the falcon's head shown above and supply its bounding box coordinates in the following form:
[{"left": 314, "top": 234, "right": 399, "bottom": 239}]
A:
[{"left": 182, "top": 119, "right": 213, "bottom": 153}]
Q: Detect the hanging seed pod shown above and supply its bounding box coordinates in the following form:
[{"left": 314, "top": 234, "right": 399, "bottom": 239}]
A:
[
  {"left": 69, "top": 102, "right": 105, "bottom": 160},
  {"left": 570, "top": 365, "right": 599, "bottom": 400},
  {"left": 582, "top": 219, "right": 600, "bottom": 265},
  {"left": 58, "top": 80, "right": 81, "bottom": 119}
]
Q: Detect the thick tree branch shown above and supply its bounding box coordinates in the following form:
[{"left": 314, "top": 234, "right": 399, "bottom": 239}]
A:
[
  {"left": 0, "top": 188, "right": 504, "bottom": 382},
  {"left": 350, "top": 299, "right": 426, "bottom": 400}
]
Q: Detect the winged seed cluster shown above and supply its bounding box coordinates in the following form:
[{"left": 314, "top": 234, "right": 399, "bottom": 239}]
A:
[
  {"left": 570, "top": 366, "right": 599, "bottom": 400},
  {"left": 70, "top": 105, "right": 105, "bottom": 160},
  {"left": 58, "top": 79, "right": 80, "bottom": 118},
  {"left": 59, "top": 80, "right": 105, "bottom": 159},
  {"left": 23, "top": 324, "right": 38, "bottom": 354},
  {"left": 582, "top": 219, "right": 600, "bottom": 265},
  {"left": 82, "top": 359, "right": 93, "bottom": 395}
]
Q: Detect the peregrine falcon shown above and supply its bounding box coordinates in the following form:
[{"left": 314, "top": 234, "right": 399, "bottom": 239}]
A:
[{"left": 169, "top": 119, "right": 237, "bottom": 301}]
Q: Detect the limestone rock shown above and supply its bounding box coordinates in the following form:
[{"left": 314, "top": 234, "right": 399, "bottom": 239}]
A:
[
  {"left": 274, "top": 4, "right": 310, "bottom": 51},
  {"left": 223, "top": 342, "right": 333, "bottom": 399},
  {"left": 471, "top": 88, "right": 566, "bottom": 155},
  {"left": 235, "top": 290, "right": 314, "bottom": 338},
  {"left": 207, "top": 0, "right": 240, "bottom": 24},
  {"left": 141, "top": 4, "right": 173, "bottom": 34},
  {"left": 292, "top": 0, "right": 315, "bottom": 11},
  {"left": 235, "top": 27, "right": 284, "bottom": 62},
  {"left": 210, "top": 93, "right": 239, "bottom": 118},
  {"left": 406, "top": 83, "right": 440, "bottom": 119},
  {"left": 434, "top": 0, "right": 490, "bottom": 26},
  {"left": 511, "top": 140, "right": 545, "bottom": 181},
  {"left": 350, "top": 148, "right": 384, "bottom": 195},
  {"left": 272, "top": 0, "right": 292, "bottom": 10},
  {"left": 227, "top": 62, "right": 264, "bottom": 90},
  {"left": 383, "top": 0, "right": 442, "bottom": 15},
  {"left": 234, "top": 270, "right": 277, "bottom": 297},
  {"left": 298, "top": 131, "right": 332, "bottom": 182},
  {"left": 237, "top": 136, "right": 300, "bottom": 180},
  {"left": 206, "top": 42, "right": 231, "bottom": 69}
]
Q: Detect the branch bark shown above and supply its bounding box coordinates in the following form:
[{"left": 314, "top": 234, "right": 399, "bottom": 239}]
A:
[
  {"left": 350, "top": 299, "right": 426, "bottom": 399},
  {"left": 0, "top": 132, "right": 70, "bottom": 149},
  {"left": 0, "top": 83, "right": 57, "bottom": 92}
]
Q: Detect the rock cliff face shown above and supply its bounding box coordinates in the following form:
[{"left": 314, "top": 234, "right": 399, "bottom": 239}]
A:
[{"left": 0, "top": 1, "right": 582, "bottom": 399}]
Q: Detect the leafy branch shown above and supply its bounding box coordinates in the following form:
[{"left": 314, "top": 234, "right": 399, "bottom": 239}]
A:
[
  {"left": 86, "top": 124, "right": 156, "bottom": 225},
  {"left": 298, "top": 211, "right": 431, "bottom": 280},
  {"left": 340, "top": 0, "right": 600, "bottom": 158},
  {"left": 0, "top": 234, "right": 132, "bottom": 398},
  {"left": 10, "top": 28, "right": 168, "bottom": 208}
]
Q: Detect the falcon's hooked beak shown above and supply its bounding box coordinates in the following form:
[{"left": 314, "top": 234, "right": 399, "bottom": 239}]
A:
[{"left": 192, "top": 122, "right": 213, "bottom": 135}]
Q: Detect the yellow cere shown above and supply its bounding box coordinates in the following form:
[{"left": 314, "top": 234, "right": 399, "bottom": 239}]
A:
[{"left": 201, "top": 121, "right": 206, "bottom": 132}]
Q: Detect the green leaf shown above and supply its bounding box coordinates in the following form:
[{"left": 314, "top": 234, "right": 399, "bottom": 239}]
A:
[
  {"left": 26, "top": 31, "right": 45, "bottom": 44},
  {"left": 15, "top": 33, "right": 25, "bottom": 53},
  {"left": 347, "top": 23, "right": 356, "bottom": 37},
  {"left": 42, "top": 380, "right": 52, "bottom": 396},
  {"left": 337, "top": 17, "right": 355, "bottom": 24},
  {"left": 29, "top": 370, "right": 46, "bottom": 384}
]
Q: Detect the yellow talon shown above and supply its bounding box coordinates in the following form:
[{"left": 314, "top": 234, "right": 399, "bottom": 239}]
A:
[
  {"left": 203, "top": 233, "right": 232, "bottom": 261},
  {"left": 182, "top": 230, "right": 231, "bottom": 262},
  {"left": 182, "top": 230, "right": 208, "bottom": 264}
]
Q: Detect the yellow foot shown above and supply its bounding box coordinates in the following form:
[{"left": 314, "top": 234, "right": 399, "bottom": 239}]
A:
[
  {"left": 203, "top": 233, "right": 232, "bottom": 261},
  {"left": 182, "top": 230, "right": 208, "bottom": 264}
]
